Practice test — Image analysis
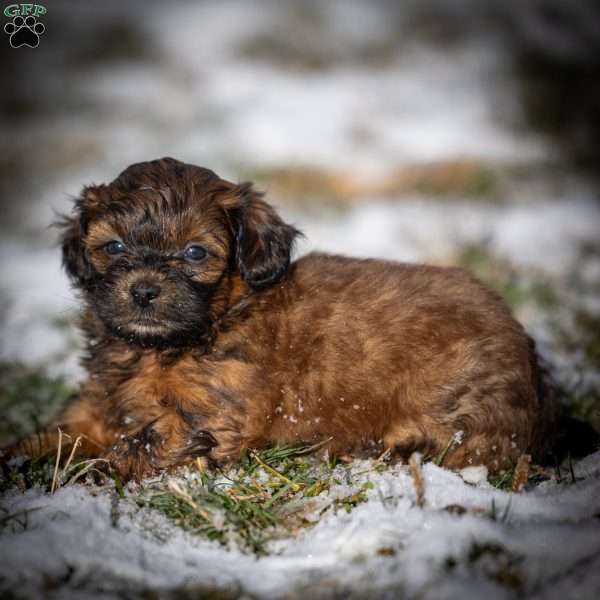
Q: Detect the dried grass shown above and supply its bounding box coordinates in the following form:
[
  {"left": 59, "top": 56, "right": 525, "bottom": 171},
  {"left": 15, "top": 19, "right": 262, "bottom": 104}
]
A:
[
  {"left": 511, "top": 455, "right": 531, "bottom": 493},
  {"left": 409, "top": 452, "right": 425, "bottom": 507}
]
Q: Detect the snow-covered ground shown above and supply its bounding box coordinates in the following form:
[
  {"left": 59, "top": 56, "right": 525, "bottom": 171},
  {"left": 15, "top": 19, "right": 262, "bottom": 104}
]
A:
[
  {"left": 2, "top": 454, "right": 600, "bottom": 599},
  {"left": 1, "top": 1, "right": 599, "bottom": 598}
]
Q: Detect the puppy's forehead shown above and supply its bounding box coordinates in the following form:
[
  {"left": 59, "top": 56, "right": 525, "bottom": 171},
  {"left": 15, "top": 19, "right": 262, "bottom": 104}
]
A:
[{"left": 88, "top": 186, "right": 229, "bottom": 251}]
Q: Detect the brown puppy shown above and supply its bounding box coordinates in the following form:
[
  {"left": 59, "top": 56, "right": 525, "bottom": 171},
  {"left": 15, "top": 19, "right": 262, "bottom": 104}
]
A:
[{"left": 9, "top": 157, "right": 558, "bottom": 479}]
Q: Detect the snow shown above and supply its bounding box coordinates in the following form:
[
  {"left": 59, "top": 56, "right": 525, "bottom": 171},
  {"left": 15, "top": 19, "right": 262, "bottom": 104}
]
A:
[
  {"left": 295, "top": 195, "right": 600, "bottom": 275},
  {"left": 1, "top": 455, "right": 600, "bottom": 598},
  {"left": 0, "top": 241, "right": 82, "bottom": 378},
  {"left": 1, "top": 0, "right": 600, "bottom": 597},
  {"left": 459, "top": 465, "right": 490, "bottom": 486}
]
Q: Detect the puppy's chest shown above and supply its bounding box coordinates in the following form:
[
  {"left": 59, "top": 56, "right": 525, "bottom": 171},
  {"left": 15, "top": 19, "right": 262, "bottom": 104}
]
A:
[
  {"left": 109, "top": 354, "right": 207, "bottom": 425},
  {"left": 106, "top": 347, "right": 262, "bottom": 429}
]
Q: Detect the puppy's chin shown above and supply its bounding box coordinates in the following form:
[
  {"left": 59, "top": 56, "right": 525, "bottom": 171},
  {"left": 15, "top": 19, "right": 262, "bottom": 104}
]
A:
[{"left": 107, "top": 319, "right": 210, "bottom": 349}]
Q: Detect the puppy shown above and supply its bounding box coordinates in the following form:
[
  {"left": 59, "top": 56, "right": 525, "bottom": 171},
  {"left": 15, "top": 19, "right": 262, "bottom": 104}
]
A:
[{"left": 8, "top": 157, "right": 558, "bottom": 479}]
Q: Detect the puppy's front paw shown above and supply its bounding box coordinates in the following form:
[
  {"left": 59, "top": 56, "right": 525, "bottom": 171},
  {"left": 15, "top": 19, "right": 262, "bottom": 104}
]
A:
[
  {"left": 202, "top": 429, "right": 245, "bottom": 466},
  {"left": 104, "top": 424, "right": 163, "bottom": 481},
  {"left": 107, "top": 427, "right": 221, "bottom": 479}
]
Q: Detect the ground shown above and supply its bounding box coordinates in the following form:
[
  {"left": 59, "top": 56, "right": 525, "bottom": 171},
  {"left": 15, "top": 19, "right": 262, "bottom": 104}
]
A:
[{"left": 1, "top": 2, "right": 599, "bottom": 599}]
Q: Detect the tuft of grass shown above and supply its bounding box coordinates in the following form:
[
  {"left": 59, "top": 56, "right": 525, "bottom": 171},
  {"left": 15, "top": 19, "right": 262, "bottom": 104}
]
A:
[
  {"left": 136, "top": 441, "right": 372, "bottom": 555},
  {"left": 0, "top": 454, "right": 57, "bottom": 493},
  {"left": 489, "top": 469, "right": 516, "bottom": 491},
  {"left": 1, "top": 436, "right": 108, "bottom": 494}
]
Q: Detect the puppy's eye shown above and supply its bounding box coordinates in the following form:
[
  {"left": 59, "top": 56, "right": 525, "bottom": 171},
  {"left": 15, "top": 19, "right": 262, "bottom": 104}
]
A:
[
  {"left": 105, "top": 240, "right": 126, "bottom": 256},
  {"left": 183, "top": 245, "right": 207, "bottom": 261}
]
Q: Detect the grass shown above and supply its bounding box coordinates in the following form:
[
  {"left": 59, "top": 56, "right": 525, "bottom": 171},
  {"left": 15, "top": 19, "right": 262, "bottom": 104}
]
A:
[
  {"left": 242, "top": 159, "right": 500, "bottom": 207},
  {"left": 0, "top": 437, "right": 376, "bottom": 554},
  {"left": 556, "top": 310, "right": 600, "bottom": 371},
  {"left": 0, "top": 362, "right": 75, "bottom": 448},
  {"left": 546, "top": 310, "right": 600, "bottom": 431},
  {"left": 136, "top": 441, "right": 375, "bottom": 555},
  {"left": 0, "top": 439, "right": 108, "bottom": 495},
  {"left": 455, "top": 243, "right": 559, "bottom": 311},
  {"left": 0, "top": 454, "right": 58, "bottom": 494},
  {"left": 0, "top": 361, "right": 84, "bottom": 493},
  {"left": 489, "top": 469, "right": 516, "bottom": 491}
]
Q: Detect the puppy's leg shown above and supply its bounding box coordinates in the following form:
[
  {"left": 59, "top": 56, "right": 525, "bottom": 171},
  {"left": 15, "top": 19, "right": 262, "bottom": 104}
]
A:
[
  {"left": 146, "top": 361, "right": 273, "bottom": 468},
  {"left": 198, "top": 392, "right": 272, "bottom": 466},
  {"left": 97, "top": 367, "right": 272, "bottom": 477},
  {"left": 161, "top": 391, "right": 270, "bottom": 469},
  {"left": 384, "top": 383, "right": 539, "bottom": 473},
  {"left": 142, "top": 406, "right": 259, "bottom": 472}
]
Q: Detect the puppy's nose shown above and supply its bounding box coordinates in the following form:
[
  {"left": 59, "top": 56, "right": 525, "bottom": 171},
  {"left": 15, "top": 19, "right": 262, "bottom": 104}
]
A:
[{"left": 130, "top": 281, "right": 161, "bottom": 307}]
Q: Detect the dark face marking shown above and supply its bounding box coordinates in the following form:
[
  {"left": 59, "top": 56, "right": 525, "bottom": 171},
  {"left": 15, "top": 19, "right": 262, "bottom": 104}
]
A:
[
  {"left": 88, "top": 248, "right": 223, "bottom": 347},
  {"left": 58, "top": 157, "right": 300, "bottom": 348},
  {"left": 78, "top": 181, "right": 231, "bottom": 347}
]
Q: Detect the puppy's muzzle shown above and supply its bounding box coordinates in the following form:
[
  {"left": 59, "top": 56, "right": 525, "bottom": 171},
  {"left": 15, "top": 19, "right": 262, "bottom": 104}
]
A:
[{"left": 130, "top": 281, "right": 161, "bottom": 307}]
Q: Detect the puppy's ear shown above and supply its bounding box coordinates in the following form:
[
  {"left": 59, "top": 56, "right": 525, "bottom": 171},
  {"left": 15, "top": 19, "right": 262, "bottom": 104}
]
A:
[
  {"left": 56, "top": 186, "right": 101, "bottom": 285},
  {"left": 222, "top": 183, "right": 300, "bottom": 289}
]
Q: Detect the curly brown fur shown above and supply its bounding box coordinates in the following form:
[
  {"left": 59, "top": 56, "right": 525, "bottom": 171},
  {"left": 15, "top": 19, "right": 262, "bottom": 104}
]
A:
[{"left": 6, "top": 157, "right": 559, "bottom": 480}]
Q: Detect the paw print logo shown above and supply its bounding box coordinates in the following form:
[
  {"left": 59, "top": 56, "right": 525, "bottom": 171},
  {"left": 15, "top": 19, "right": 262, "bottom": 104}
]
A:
[{"left": 4, "top": 15, "right": 45, "bottom": 48}]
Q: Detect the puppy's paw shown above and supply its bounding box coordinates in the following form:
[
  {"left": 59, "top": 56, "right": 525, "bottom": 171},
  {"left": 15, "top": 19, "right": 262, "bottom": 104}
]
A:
[
  {"left": 106, "top": 426, "right": 221, "bottom": 479},
  {"left": 203, "top": 429, "right": 246, "bottom": 466},
  {"left": 104, "top": 424, "right": 163, "bottom": 481}
]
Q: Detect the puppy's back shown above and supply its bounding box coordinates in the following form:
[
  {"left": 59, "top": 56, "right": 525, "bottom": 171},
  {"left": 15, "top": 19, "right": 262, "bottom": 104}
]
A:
[
  {"left": 286, "top": 252, "right": 517, "bottom": 348},
  {"left": 255, "top": 252, "right": 557, "bottom": 470}
]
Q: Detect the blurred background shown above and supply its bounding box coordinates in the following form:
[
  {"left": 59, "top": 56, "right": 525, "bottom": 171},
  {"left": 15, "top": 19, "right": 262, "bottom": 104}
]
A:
[{"left": 1, "top": 0, "right": 599, "bottom": 436}]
